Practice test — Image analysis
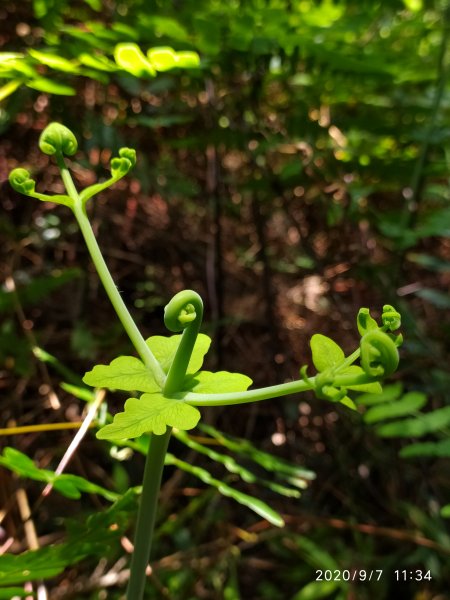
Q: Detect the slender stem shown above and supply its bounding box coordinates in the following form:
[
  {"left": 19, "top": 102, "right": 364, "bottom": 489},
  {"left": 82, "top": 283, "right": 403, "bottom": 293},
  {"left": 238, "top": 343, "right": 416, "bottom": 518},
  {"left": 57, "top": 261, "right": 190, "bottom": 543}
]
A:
[
  {"left": 181, "top": 372, "right": 376, "bottom": 407},
  {"left": 126, "top": 429, "right": 171, "bottom": 600},
  {"left": 56, "top": 154, "right": 166, "bottom": 388}
]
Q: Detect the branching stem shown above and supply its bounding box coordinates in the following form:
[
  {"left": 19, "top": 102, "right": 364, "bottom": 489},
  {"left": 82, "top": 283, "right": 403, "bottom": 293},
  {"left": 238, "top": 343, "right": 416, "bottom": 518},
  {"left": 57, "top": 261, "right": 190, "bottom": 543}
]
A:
[{"left": 56, "top": 154, "right": 166, "bottom": 389}]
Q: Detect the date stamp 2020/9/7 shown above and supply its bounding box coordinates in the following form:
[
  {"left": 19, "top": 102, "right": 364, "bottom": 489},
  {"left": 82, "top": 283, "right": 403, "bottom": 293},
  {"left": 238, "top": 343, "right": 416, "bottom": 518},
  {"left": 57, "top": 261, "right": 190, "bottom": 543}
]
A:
[{"left": 315, "top": 569, "right": 433, "bottom": 582}]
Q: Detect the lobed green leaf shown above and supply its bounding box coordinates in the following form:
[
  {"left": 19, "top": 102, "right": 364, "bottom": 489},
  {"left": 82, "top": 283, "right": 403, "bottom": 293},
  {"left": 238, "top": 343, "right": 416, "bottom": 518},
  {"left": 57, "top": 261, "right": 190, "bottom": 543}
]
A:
[
  {"left": 183, "top": 370, "right": 253, "bottom": 394},
  {"left": 96, "top": 393, "right": 201, "bottom": 439},
  {"left": 83, "top": 355, "right": 159, "bottom": 393},
  {"left": 146, "top": 332, "right": 211, "bottom": 376}
]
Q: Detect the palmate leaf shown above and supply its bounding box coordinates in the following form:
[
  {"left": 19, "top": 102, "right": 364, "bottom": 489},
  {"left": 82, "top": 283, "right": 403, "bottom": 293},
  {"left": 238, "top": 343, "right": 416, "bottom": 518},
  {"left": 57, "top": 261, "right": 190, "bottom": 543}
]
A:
[
  {"left": 96, "top": 394, "right": 201, "bottom": 439},
  {"left": 82, "top": 333, "right": 211, "bottom": 393},
  {"left": 146, "top": 333, "right": 211, "bottom": 376},
  {"left": 83, "top": 355, "right": 159, "bottom": 392},
  {"left": 95, "top": 365, "right": 251, "bottom": 440}
]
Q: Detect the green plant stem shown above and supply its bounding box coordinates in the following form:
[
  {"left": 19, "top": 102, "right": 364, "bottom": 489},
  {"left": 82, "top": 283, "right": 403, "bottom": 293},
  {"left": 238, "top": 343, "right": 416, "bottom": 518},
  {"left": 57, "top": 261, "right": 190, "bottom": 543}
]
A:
[
  {"left": 56, "top": 154, "right": 166, "bottom": 388},
  {"left": 181, "top": 371, "right": 376, "bottom": 407},
  {"left": 126, "top": 429, "right": 171, "bottom": 600}
]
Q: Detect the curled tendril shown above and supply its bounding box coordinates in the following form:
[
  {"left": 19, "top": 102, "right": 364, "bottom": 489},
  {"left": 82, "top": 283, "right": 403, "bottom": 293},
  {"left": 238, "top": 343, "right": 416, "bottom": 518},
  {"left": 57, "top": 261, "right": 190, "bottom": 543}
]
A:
[
  {"left": 164, "top": 290, "right": 203, "bottom": 333},
  {"left": 163, "top": 290, "right": 204, "bottom": 395},
  {"left": 360, "top": 329, "right": 399, "bottom": 378},
  {"left": 381, "top": 305, "right": 401, "bottom": 332},
  {"left": 9, "top": 168, "right": 36, "bottom": 195},
  {"left": 39, "top": 122, "right": 78, "bottom": 156},
  {"left": 110, "top": 148, "right": 137, "bottom": 178}
]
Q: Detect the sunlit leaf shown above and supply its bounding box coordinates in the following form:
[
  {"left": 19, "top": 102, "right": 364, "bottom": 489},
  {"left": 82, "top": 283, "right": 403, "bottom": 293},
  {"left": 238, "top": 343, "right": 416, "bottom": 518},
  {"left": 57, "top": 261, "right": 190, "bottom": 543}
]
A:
[
  {"left": 78, "top": 52, "right": 117, "bottom": 72},
  {"left": 175, "top": 51, "right": 201, "bottom": 68},
  {"left": 0, "top": 80, "right": 22, "bottom": 101},
  {"left": 146, "top": 333, "right": 211, "bottom": 376},
  {"left": 83, "top": 356, "right": 159, "bottom": 393},
  {"left": 184, "top": 370, "right": 252, "bottom": 394},
  {"left": 28, "top": 49, "right": 80, "bottom": 73},
  {"left": 27, "top": 78, "right": 76, "bottom": 95},
  {"left": 114, "top": 43, "right": 155, "bottom": 77},
  {"left": 310, "top": 334, "right": 345, "bottom": 372},
  {"left": 147, "top": 47, "right": 178, "bottom": 71},
  {"left": 96, "top": 393, "right": 201, "bottom": 439}
]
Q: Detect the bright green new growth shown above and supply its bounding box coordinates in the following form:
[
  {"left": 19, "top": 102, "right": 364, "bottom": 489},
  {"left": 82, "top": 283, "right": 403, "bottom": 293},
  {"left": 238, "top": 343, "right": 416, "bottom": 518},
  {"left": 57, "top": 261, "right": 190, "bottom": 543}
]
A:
[{"left": 9, "top": 122, "right": 403, "bottom": 600}]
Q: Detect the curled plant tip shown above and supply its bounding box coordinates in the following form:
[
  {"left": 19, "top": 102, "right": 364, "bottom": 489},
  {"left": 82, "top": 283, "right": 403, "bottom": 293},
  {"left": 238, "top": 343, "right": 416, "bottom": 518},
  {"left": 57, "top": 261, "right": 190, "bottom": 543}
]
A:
[
  {"left": 357, "top": 307, "right": 378, "bottom": 336},
  {"left": 382, "top": 305, "right": 401, "bottom": 331},
  {"left": 110, "top": 147, "right": 137, "bottom": 178},
  {"left": 164, "top": 290, "right": 203, "bottom": 333},
  {"left": 360, "top": 330, "right": 399, "bottom": 378},
  {"left": 9, "top": 168, "right": 36, "bottom": 195},
  {"left": 299, "top": 365, "right": 309, "bottom": 384},
  {"left": 39, "top": 122, "right": 78, "bottom": 156}
]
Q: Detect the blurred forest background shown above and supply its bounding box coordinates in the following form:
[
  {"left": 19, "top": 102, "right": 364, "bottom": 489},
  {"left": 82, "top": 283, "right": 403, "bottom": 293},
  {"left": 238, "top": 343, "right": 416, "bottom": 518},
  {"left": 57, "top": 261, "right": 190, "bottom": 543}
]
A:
[{"left": 1, "top": 0, "right": 450, "bottom": 598}]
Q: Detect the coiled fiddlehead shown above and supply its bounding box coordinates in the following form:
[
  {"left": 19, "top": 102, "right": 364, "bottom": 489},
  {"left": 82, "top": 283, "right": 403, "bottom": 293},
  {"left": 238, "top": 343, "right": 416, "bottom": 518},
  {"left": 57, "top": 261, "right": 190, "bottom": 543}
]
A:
[
  {"left": 163, "top": 290, "right": 204, "bottom": 395},
  {"left": 381, "top": 304, "right": 402, "bottom": 332},
  {"left": 9, "top": 167, "right": 72, "bottom": 206},
  {"left": 80, "top": 147, "right": 137, "bottom": 203},
  {"left": 360, "top": 329, "right": 399, "bottom": 378},
  {"left": 39, "top": 122, "right": 78, "bottom": 156},
  {"left": 9, "top": 168, "right": 36, "bottom": 195}
]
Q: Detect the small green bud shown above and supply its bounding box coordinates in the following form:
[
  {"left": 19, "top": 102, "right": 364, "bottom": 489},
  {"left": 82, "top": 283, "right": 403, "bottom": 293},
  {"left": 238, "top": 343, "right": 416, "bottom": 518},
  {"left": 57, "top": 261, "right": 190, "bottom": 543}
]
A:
[
  {"left": 39, "top": 122, "right": 78, "bottom": 156},
  {"left": 381, "top": 305, "right": 401, "bottom": 331},
  {"left": 9, "top": 168, "right": 36, "bottom": 195},
  {"left": 110, "top": 147, "right": 137, "bottom": 178}
]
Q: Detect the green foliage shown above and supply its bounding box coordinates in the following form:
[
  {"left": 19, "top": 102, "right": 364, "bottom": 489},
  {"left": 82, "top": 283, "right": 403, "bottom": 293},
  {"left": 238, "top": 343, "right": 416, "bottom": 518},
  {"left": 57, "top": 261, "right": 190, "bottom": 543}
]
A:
[
  {"left": 0, "top": 447, "right": 118, "bottom": 501},
  {"left": 84, "top": 332, "right": 251, "bottom": 439},
  {"left": 0, "top": 490, "right": 137, "bottom": 586},
  {"left": 3, "top": 0, "right": 450, "bottom": 595},
  {"left": 98, "top": 393, "right": 201, "bottom": 438},
  {"left": 0, "top": 39, "right": 200, "bottom": 100},
  {"left": 165, "top": 453, "right": 285, "bottom": 527}
]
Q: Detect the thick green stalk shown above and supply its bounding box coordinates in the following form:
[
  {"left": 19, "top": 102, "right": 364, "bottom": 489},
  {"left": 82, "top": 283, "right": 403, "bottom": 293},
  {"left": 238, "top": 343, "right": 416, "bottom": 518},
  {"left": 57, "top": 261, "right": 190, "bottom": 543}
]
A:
[
  {"left": 56, "top": 154, "right": 166, "bottom": 388},
  {"left": 125, "top": 429, "right": 171, "bottom": 600}
]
